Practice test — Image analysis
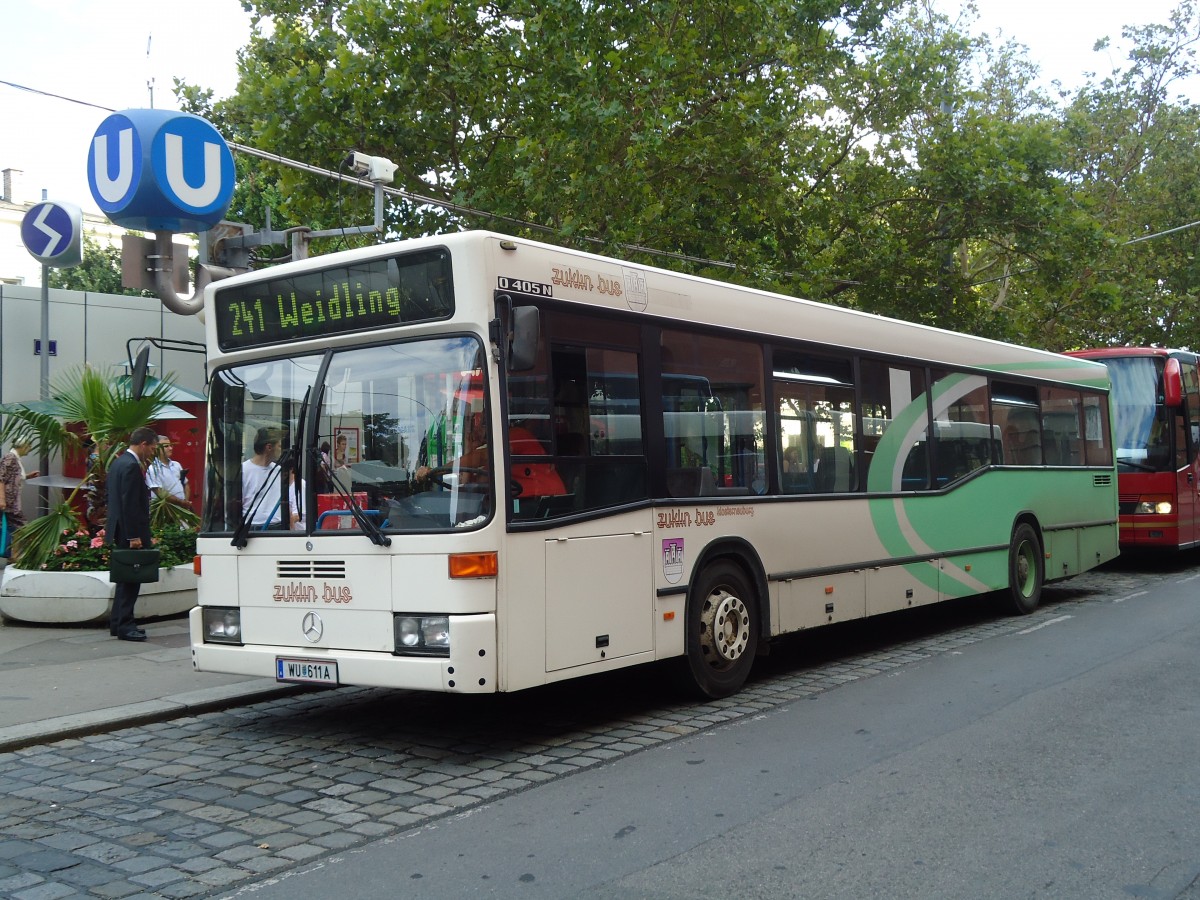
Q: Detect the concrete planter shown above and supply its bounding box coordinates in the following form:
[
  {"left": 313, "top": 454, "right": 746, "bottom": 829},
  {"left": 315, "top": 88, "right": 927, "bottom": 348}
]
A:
[{"left": 0, "top": 565, "right": 197, "bottom": 625}]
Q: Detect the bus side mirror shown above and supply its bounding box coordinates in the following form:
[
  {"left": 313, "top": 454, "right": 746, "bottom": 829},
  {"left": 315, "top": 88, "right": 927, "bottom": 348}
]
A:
[
  {"left": 1164, "top": 358, "right": 1183, "bottom": 407},
  {"left": 130, "top": 345, "right": 151, "bottom": 401},
  {"left": 508, "top": 306, "right": 540, "bottom": 372}
]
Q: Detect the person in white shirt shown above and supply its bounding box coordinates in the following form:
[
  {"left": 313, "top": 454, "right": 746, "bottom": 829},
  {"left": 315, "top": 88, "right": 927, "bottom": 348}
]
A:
[
  {"left": 288, "top": 472, "right": 306, "bottom": 530},
  {"left": 241, "top": 428, "right": 284, "bottom": 527},
  {"left": 146, "top": 436, "right": 189, "bottom": 509}
]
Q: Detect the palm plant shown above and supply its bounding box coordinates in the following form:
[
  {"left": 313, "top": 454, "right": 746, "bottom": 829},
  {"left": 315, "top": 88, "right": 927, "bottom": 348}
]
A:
[{"left": 0, "top": 365, "right": 183, "bottom": 569}]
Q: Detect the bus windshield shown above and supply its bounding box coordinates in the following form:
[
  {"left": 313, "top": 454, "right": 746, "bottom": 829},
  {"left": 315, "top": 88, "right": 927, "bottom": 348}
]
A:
[
  {"left": 1105, "top": 355, "right": 1172, "bottom": 471},
  {"left": 204, "top": 335, "right": 493, "bottom": 534}
]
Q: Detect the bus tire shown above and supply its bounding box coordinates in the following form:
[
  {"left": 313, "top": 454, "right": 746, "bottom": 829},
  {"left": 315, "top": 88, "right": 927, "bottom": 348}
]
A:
[
  {"left": 681, "top": 561, "right": 759, "bottom": 699},
  {"left": 1007, "top": 522, "right": 1043, "bottom": 615}
]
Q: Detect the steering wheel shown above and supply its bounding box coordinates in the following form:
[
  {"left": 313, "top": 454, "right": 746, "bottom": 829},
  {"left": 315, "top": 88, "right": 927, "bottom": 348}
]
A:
[{"left": 427, "top": 466, "right": 490, "bottom": 490}]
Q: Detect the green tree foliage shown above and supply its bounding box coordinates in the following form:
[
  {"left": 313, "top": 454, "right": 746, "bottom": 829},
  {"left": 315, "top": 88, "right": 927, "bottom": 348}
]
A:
[
  {"left": 46, "top": 233, "right": 145, "bottom": 296},
  {"left": 185, "top": 0, "right": 1200, "bottom": 351},
  {"left": 199, "top": 0, "right": 947, "bottom": 280},
  {"left": 1053, "top": 1, "right": 1200, "bottom": 350}
]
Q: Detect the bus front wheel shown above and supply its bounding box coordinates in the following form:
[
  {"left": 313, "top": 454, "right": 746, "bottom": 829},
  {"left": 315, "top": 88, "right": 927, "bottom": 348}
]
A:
[
  {"left": 1007, "top": 522, "right": 1043, "bottom": 615},
  {"left": 682, "top": 561, "right": 759, "bottom": 699}
]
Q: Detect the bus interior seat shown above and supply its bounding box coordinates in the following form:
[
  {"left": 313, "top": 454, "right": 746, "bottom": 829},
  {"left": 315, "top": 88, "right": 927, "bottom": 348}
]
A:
[
  {"left": 1044, "top": 422, "right": 1082, "bottom": 465},
  {"left": 1003, "top": 410, "right": 1042, "bottom": 465},
  {"left": 666, "top": 466, "right": 717, "bottom": 497},
  {"left": 556, "top": 431, "right": 588, "bottom": 456},
  {"left": 815, "top": 446, "right": 853, "bottom": 492},
  {"left": 534, "top": 494, "right": 577, "bottom": 518},
  {"left": 1042, "top": 432, "right": 1064, "bottom": 465}
]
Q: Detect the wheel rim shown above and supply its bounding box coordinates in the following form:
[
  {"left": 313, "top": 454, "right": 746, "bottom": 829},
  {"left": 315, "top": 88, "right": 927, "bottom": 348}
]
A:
[
  {"left": 1015, "top": 540, "right": 1036, "bottom": 596},
  {"left": 699, "top": 588, "right": 751, "bottom": 669}
]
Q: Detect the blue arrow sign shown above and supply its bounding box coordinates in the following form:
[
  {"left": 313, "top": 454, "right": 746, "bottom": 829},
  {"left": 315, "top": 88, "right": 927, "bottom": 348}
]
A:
[{"left": 21, "top": 201, "right": 83, "bottom": 267}]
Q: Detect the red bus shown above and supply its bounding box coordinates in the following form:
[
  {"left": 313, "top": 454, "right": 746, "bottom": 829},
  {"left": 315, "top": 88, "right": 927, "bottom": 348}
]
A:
[{"left": 1067, "top": 348, "right": 1200, "bottom": 550}]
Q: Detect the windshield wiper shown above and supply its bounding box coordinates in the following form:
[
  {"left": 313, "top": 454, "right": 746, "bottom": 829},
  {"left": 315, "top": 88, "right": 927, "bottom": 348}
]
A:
[
  {"left": 1116, "top": 455, "right": 1157, "bottom": 472},
  {"left": 278, "top": 387, "right": 312, "bottom": 531}
]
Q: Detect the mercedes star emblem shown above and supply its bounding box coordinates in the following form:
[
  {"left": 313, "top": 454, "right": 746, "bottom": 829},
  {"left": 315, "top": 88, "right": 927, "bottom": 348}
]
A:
[{"left": 301, "top": 611, "right": 324, "bottom": 643}]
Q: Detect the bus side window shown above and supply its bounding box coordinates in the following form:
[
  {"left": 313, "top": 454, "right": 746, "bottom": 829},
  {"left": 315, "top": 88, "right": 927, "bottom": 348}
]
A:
[
  {"left": 777, "top": 392, "right": 814, "bottom": 494},
  {"left": 1183, "top": 361, "right": 1200, "bottom": 458},
  {"left": 930, "top": 371, "right": 990, "bottom": 484},
  {"left": 663, "top": 330, "right": 765, "bottom": 497},
  {"left": 993, "top": 382, "right": 1042, "bottom": 466},
  {"left": 513, "top": 324, "right": 647, "bottom": 518},
  {"left": 859, "top": 359, "right": 928, "bottom": 492},
  {"left": 1039, "top": 387, "right": 1083, "bottom": 466},
  {"left": 1081, "top": 393, "right": 1113, "bottom": 467},
  {"left": 773, "top": 349, "right": 855, "bottom": 494}
]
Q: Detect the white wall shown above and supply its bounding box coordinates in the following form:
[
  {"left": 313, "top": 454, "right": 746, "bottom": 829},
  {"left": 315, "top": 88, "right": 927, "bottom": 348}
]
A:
[{"left": 0, "top": 284, "right": 207, "bottom": 517}]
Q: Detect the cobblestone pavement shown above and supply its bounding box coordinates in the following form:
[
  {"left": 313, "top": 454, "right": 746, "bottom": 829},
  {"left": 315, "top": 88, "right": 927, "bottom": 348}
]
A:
[{"left": 0, "top": 560, "right": 1189, "bottom": 899}]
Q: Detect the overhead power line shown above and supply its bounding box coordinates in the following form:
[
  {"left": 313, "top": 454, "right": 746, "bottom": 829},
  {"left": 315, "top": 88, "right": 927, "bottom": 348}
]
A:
[
  {"left": 0, "top": 79, "right": 779, "bottom": 279},
  {"left": 4, "top": 78, "right": 1194, "bottom": 294}
]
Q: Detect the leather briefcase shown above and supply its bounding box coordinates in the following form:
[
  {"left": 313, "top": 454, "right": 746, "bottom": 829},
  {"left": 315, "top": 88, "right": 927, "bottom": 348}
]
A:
[{"left": 109, "top": 548, "right": 162, "bottom": 584}]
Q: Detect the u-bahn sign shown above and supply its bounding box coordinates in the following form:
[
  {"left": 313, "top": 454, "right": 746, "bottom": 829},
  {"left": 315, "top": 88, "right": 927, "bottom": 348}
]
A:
[
  {"left": 87, "top": 109, "right": 235, "bottom": 233},
  {"left": 21, "top": 201, "right": 83, "bottom": 267}
]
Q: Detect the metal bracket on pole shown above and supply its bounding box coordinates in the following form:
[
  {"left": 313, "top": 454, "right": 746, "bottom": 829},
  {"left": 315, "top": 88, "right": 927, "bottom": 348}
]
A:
[
  {"left": 150, "top": 232, "right": 235, "bottom": 317},
  {"left": 208, "top": 155, "right": 394, "bottom": 268}
]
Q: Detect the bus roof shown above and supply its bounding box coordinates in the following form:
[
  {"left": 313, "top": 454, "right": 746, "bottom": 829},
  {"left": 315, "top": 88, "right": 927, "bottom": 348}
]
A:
[
  {"left": 206, "top": 230, "right": 1110, "bottom": 389},
  {"left": 1068, "top": 347, "right": 1198, "bottom": 363}
]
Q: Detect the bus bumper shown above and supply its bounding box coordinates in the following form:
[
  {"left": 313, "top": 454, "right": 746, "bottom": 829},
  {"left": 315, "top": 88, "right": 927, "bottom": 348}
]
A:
[
  {"left": 1119, "top": 516, "right": 1183, "bottom": 549},
  {"left": 189, "top": 607, "right": 499, "bottom": 693}
]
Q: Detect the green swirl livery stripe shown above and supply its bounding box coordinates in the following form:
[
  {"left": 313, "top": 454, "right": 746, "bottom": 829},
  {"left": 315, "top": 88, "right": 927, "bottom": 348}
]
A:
[
  {"left": 867, "top": 373, "right": 991, "bottom": 597},
  {"left": 976, "top": 360, "right": 1110, "bottom": 390}
]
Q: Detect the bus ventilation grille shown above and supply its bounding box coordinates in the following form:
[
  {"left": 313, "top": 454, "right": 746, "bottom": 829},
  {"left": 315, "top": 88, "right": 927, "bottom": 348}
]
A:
[
  {"left": 1093, "top": 474, "right": 1113, "bottom": 487},
  {"left": 276, "top": 560, "right": 347, "bottom": 580}
]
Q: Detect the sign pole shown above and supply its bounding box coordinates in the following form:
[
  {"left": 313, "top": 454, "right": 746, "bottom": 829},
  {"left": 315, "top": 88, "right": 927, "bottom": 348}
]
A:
[
  {"left": 39, "top": 263, "right": 50, "bottom": 516},
  {"left": 40, "top": 264, "right": 49, "bottom": 402}
]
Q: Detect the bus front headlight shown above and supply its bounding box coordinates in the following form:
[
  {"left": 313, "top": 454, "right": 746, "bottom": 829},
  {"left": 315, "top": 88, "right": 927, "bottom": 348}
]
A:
[
  {"left": 1134, "top": 496, "right": 1173, "bottom": 515},
  {"left": 393, "top": 614, "right": 450, "bottom": 657},
  {"left": 202, "top": 607, "right": 242, "bottom": 644}
]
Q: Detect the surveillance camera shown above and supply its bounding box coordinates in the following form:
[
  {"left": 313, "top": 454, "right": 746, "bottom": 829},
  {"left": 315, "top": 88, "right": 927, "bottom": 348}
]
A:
[
  {"left": 345, "top": 151, "right": 372, "bottom": 176},
  {"left": 344, "top": 151, "right": 398, "bottom": 184}
]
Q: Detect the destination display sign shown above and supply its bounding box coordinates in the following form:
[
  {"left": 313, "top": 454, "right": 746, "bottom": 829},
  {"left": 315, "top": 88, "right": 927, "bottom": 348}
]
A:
[{"left": 214, "top": 248, "right": 454, "bottom": 351}]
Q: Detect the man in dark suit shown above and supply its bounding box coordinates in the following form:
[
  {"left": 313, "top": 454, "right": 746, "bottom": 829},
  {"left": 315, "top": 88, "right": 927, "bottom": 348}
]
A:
[{"left": 107, "top": 427, "right": 159, "bottom": 641}]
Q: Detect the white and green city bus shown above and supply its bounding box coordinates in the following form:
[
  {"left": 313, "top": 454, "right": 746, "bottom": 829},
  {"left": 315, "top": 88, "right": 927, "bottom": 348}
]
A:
[{"left": 191, "top": 231, "right": 1118, "bottom": 698}]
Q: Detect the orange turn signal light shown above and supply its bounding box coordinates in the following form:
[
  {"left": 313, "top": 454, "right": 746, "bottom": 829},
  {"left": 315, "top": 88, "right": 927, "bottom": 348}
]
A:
[
  {"left": 449, "top": 552, "right": 498, "bottom": 579},
  {"left": 193, "top": 555, "right": 202, "bottom": 576}
]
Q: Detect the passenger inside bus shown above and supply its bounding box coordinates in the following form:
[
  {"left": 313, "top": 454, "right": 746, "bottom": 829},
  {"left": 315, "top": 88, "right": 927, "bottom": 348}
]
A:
[{"left": 414, "top": 413, "right": 567, "bottom": 500}]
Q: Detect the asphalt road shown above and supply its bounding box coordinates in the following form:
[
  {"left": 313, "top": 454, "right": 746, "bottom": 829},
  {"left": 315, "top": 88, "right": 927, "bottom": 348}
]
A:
[
  {"left": 236, "top": 567, "right": 1200, "bottom": 900},
  {"left": 3, "top": 558, "right": 1198, "bottom": 899}
]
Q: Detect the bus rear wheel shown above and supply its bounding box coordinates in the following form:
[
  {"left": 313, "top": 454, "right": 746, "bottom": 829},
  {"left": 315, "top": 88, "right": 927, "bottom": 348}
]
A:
[
  {"left": 1007, "top": 522, "right": 1043, "bottom": 615},
  {"left": 682, "top": 561, "right": 759, "bottom": 699}
]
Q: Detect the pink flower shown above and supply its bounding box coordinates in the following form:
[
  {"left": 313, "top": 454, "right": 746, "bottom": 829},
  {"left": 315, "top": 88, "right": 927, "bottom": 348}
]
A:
[
  {"left": 90, "top": 537, "right": 104, "bottom": 549},
  {"left": 65, "top": 540, "right": 78, "bottom": 550}
]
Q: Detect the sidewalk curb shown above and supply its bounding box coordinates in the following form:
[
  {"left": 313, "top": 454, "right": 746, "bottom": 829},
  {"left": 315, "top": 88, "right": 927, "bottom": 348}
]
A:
[{"left": 0, "top": 680, "right": 305, "bottom": 753}]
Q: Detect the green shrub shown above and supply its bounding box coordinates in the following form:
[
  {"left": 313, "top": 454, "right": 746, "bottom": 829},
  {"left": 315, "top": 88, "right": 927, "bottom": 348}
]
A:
[{"left": 38, "top": 526, "right": 197, "bottom": 572}]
